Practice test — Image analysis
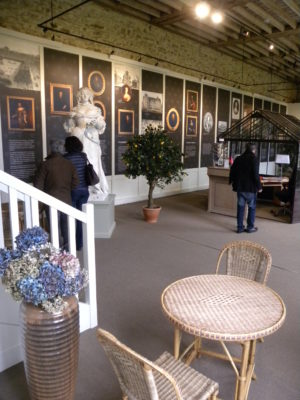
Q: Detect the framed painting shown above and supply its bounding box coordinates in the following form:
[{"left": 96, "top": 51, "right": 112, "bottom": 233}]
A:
[
  {"left": 121, "top": 84, "right": 132, "bottom": 103},
  {"left": 118, "top": 109, "right": 134, "bottom": 135},
  {"left": 186, "top": 90, "right": 198, "bottom": 112},
  {"left": 186, "top": 115, "right": 197, "bottom": 137},
  {"left": 166, "top": 108, "right": 180, "bottom": 131},
  {"left": 50, "top": 83, "right": 73, "bottom": 115},
  {"left": 232, "top": 97, "right": 240, "bottom": 120},
  {"left": 7, "top": 96, "right": 35, "bottom": 131},
  {"left": 88, "top": 70, "right": 105, "bottom": 96},
  {"left": 94, "top": 100, "right": 106, "bottom": 120}
]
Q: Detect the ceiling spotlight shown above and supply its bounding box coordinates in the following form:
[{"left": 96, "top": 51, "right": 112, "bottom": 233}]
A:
[
  {"left": 195, "top": 2, "right": 210, "bottom": 19},
  {"left": 269, "top": 43, "right": 274, "bottom": 51},
  {"left": 211, "top": 11, "right": 223, "bottom": 24}
]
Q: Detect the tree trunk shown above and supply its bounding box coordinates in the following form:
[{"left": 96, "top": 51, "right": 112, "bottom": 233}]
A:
[{"left": 147, "top": 182, "right": 156, "bottom": 208}]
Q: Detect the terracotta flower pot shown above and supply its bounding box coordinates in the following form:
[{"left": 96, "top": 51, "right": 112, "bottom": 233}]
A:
[
  {"left": 20, "top": 297, "right": 79, "bottom": 400},
  {"left": 142, "top": 206, "right": 162, "bottom": 223}
]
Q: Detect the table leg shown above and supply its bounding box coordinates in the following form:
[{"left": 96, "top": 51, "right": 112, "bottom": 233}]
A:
[
  {"left": 174, "top": 327, "right": 182, "bottom": 359},
  {"left": 236, "top": 340, "right": 251, "bottom": 400}
]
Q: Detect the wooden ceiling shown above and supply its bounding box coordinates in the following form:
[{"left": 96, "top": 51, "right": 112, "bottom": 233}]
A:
[{"left": 94, "top": 0, "right": 300, "bottom": 87}]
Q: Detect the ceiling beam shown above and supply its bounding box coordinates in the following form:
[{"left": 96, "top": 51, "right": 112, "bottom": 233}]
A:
[
  {"left": 281, "top": 0, "right": 300, "bottom": 17},
  {"left": 259, "top": 0, "right": 297, "bottom": 29},
  {"left": 246, "top": 2, "right": 285, "bottom": 32}
]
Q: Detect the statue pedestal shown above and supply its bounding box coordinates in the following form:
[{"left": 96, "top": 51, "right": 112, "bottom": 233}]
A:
[{"left": 90, "top": 194, "right": 116, "bottom": 238}]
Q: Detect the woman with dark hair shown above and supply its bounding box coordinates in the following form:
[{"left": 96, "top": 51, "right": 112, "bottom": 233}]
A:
[{"left": 64, "top": 136, "right": 89, "bottom": 250}]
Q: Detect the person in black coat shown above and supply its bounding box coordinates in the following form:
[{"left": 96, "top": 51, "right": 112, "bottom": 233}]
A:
[
  {"left": 64, "top": 136, "right": 89, "bottom": 251},
  {"left": 229, "top": 143, "right": 262, "bottom": 233}
]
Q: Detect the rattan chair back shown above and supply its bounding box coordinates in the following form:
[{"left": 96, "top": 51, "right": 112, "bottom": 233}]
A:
[
  {"left": 215, "top": 240, "right": 272, "bottom": 284},
  {"left": 98, "top": 328, "right": 181, "bottom": 399},
  {"left": 97, "top": 328, "right": 219, "bottom": 400}
]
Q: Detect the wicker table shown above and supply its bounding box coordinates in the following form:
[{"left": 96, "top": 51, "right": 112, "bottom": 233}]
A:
[{"left": 161, "top": 275, "right": 286, "bottom": 400}]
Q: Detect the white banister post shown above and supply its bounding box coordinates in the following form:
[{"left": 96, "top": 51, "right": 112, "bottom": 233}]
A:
[
  {"left": 82, "top": 203, "right": 97, "bottom": 328},
  {"left": 8, "top": 187, "right": 20, "bottom": 249}
]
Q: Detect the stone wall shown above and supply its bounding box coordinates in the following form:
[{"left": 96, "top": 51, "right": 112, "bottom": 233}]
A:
[{"left": 0, "top": 0, "right": 296, "bottom": 102}]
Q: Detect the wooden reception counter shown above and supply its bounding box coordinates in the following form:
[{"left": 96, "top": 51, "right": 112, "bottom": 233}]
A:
[{"left": 207, "top": 167, "right": 236, "bottom": 217}]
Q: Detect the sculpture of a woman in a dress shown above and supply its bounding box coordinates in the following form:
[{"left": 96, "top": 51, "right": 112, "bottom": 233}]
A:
[{"left": 64, "top": 87, "right": 109, "bottom": 199}]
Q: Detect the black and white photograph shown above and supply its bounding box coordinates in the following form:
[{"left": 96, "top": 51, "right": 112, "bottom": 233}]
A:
[
  {"left": 118, "top": 109, "right": 134, "bottom": 135},
  {"left": 217, "top": 120, "right": 227, "bottom": 134},
  {"left": 203, "top": 111, "right": 214, "bottom": 133},
  {"left": 232, "top": 97, "right": 240, "bottom": 120},
  {"left": 0, "top": 36, "right": 40, "bottom": 90},
  {"left": 114, "top": 64, "right": 140, "bottom": 89},
  {"left": 50, "top": 83, "right": 73, "bottom": 115},
  {"left": 142, "top": 91, "right": 163, "bottom": 120},
  {"left": 88, "top": 70, "right": 105, "bottom": 96},
  {"left": 186, "top": 116, "right": 197, "bottom": 136},
  {"left": 7, "top": 96, "right": 35, "bottom": 131}
]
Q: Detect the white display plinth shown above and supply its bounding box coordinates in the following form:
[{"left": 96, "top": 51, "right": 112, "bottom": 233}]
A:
[{"left": 89, "top": 194, "right": 116, "bottom": 238}]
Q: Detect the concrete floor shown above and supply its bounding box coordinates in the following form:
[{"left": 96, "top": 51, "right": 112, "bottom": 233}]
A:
[{"left": 0, "top": 191, "right": 299, "bottom": 399}]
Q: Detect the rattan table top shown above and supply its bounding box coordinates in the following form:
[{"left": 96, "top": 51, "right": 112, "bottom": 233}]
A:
[{"left": 161, "top": 275, "right": 286, "bottom": 341}]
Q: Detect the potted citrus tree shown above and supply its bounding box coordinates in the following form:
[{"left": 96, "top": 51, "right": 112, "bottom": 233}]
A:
[{"left": 122, "top": 124, "right": 186, "bottom": 223}]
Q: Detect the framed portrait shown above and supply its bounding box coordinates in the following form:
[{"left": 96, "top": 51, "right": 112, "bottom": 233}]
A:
[
  {"left": 118, "top": 109, "right": 134, "bottom": 135},
  {"left": 186, "top": 116, "right": 197, "bottom": 137},
  {"left": 94, "top": 100, "right": 106, "bottom": 120},
  {"left": 88, "top": 70, "right": 105, "bottom": 96},
  {"left": 7, "top": 96, "right": 35, "bottom": 131},
  {"left": 186, "top": 90, "right": 198, "bottom": 112},
  {"left": 203, "top": 111, "right": 213, "bottom": 133},
  {"left": 50, "top": 83, "right": 73, "bottom": 115},
  {"left": 121, "top": 84, "right": 132, "bottom": 103},
  {"left": 232, "top": 97, "right": 240, "bottom": 120},
  {"left": 166, "top": 108, "right": 180, "bottom": 132}
]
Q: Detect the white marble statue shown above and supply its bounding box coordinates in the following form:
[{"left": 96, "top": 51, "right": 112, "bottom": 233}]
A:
[{"left": 64, "top": 87, "right": 109, "bottom": 199}]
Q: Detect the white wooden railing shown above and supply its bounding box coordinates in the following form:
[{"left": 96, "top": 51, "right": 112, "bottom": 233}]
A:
[{"left": 0, "top": 169, "right": 97, "bottom": 372}]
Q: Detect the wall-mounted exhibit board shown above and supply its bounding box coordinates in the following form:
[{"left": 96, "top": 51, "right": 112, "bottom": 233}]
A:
[
  {"left": 114, "top": 64, "right": 140, "bottom": 175},
  {"left": 243, "top": 95, "right": 253, "bottom": 118},
  {"left": 0, "top": 35, "right": 43, "bottom": 182},
  {"left": 0, "top": 29, "right": 289, "bottom": 203},
  {"left": 141, "top": 69, "right": 163, "bottom": 132},
  {"left": 264, "top": 100, "right": 271, "bottom": 110},
  {"left": 184, "top": 81, "right": 200, "bottom": 168},
  {"left": 201, "top": 85, "right": 216, "bottom": 167},
  {"left": 44, "top": 48, "right": 79, "bottom": 153},
  {"left": 165, "top": 76, "right": 183, "bottom": 147},
  {"left": 217, "top": 89, "right": 230, "bottom": 140},
  {"left": 254, "top": 98, "right": 263, "bottom": 110}
]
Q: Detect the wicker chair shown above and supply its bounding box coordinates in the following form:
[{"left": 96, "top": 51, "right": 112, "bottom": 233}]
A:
[
  {"left": 215, "top": 240, "right": 272, "bottom": 285},
  {"left": 97, "top": 328, "right": 219, "bottom": 400}
]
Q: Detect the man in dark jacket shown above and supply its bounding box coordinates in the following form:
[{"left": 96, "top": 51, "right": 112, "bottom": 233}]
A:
[
  {"left": 229, "top": 143, "right": 262, "bottom": 233},
  {"left": 34, "top": 140, "right": 79, "bottom": 249}
]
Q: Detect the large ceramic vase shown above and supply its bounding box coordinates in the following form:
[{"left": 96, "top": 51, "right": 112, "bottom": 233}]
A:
[
  {"left": 20, "top": 297, "right": 79, "bottom": 400},
  {"left": 142, "top": 206, "right": 162, "bottom": 223}
]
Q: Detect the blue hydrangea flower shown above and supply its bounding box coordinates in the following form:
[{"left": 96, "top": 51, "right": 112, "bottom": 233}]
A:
[
  {"left": 64, "top": 273, "right": 85, "bottom": 297},
  {"left": 15, "top": 226, "right": 49, "bottom": 253},
  {"left": 0, "top": 248, "right": 22, "bottom": 277},
  {"left": 17, "top": 277, "right": 47, "bottom": 306},
  {"left": 39, "top": 261, "right": 65, "bottom": 298}
]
